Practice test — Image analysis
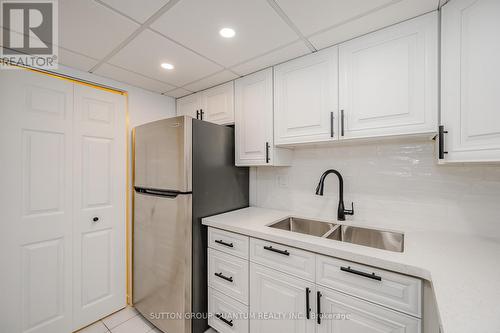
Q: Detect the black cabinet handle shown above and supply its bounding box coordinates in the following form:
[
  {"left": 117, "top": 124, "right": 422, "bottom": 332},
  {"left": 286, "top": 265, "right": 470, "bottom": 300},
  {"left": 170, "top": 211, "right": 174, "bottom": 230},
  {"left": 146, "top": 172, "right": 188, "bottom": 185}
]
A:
[
  {"left": 263, "top": 245, "right": 289, "bottom": 256},
  {"left": 330, "top": 112, "right": 334, "bottom": 137},
  {"left": 215, "top": 239, "right": 234, "bottom": 248},
  {"left": 92, "top": 217, "right": 99, "bottom": 222},
  {"left": 196, "top": 110, "right": 200, "bottom": 119},
  {"left": 215, "top": 313, "right": 233, "bottom": 327},
  {"left": 316, "top": 291, "right": 322, "bottom": 325},
  {"left": 265, "top": 142, "right": 270, "bottom": 163},
  {"left": 438, "top": 125, "right": 448, "bottom": 159},
  {"left": 200, "top": 109, "right": 204, "bottom": 120},
  {"left": 340, "top": 109, "right": 345, "bottom": 137},
  {"left": 340, "top": 266, "right": 382, "bottom": 281},
  {"left": 214, "top": 272, "right": 233, "bottom": 283},
  {"left": 306, "top": 287, "right": 311, "bottom": 319}
]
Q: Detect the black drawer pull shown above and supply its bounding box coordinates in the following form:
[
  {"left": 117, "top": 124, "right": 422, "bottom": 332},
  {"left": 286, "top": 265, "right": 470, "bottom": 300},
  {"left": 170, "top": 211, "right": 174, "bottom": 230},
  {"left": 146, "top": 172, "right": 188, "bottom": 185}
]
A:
[
  {"left": 263, "top": 245, "right": 289, "bottom": 256},
  {"left": 317, "top": 291, "right": 322, "bottom": 325},
  {"left": 215, "top": 313, "right": 233, "bottom": 327},
  {"left": 215, "top": 239, "right": 234, "bottom": 248},
  {"left": 305, "top": 287, "right": 311, "bottom": 319},
  {"left": 340, "top": 266, "right": 382, "bottom": 281},
  {"left": 214, "top": 272, "right": 233, "bottom": 283}
]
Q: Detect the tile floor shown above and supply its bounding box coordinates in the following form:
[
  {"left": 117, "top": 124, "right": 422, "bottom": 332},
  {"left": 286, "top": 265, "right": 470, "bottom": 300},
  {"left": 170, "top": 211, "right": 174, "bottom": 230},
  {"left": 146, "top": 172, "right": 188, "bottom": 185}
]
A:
[{"left": 76, "top": 307, "right": 216, "bottom": 333}]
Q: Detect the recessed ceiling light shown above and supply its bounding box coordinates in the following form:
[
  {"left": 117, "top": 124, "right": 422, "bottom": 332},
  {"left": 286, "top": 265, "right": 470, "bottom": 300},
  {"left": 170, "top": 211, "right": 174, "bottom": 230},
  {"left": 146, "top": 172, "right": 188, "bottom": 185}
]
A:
[
  {"left": 219, "top": 28, "right": 235, "bottom": 38},
  {"left": 161, "top": 63, "right": 174, "bottom": 70}
]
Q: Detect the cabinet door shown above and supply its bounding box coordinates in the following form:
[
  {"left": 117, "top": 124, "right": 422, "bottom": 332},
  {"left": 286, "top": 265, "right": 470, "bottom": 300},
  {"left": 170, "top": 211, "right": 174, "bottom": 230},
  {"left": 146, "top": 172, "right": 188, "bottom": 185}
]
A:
[
  {"left": 317, "top": 287, "right": 421, "bottom": 333},
  {"left": 177, "top": 92, "right": 201, "bottom": 119},
  {"left": 72, "top": 84, "right": 127, "bottom": 330},
  {"left": 0, "top": 69, "right": 74, "bottom": 333},
  {"left": 339, "top": 12, "right": 438, "bottom": 140},
  {"left": 441, "top": 0, "right": 500, "bottom": 162},
  {"left": 250, "top": 264, "right": 315, "bottom": 333},
  {"left": 203, "top": 81, "right": 234, "bottom": 125},
  {"left": 235, "top": 69, "right": 273, "bottom": 166},
  {"left": 274, "top": 47, "right": 338, "bottom": 145}
]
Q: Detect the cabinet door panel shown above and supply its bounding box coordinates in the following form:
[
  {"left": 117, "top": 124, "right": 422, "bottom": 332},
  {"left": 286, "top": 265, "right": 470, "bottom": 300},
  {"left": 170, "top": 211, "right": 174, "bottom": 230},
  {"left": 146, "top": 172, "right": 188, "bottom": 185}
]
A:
[
  {"left": 274, "top": 47, "right": 338, "bottom": 145},
  {"left": 203, "top": 82, "right": 234, "bottom": 125},
  {"left": 441, "top": 0, "right": 500, "bottom": 162},
  {"left": 339, "top": 12, "right": 438, "bottom": 139},
  {"left": 235, "top": 69, "right": 273, "bottom": 165},
  {"left": 317, "top": 287, "right": 421, "bottom": 333},
  {"left": 177, "top": 93, "right": 201, "bottom": 119},
  {"left": 250, "top": 264, "right": 315, "bottom": 333}
]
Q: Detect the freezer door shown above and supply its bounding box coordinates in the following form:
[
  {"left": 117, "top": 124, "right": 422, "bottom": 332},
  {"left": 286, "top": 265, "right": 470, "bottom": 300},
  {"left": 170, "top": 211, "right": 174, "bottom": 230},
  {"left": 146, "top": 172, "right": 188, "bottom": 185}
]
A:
[
  {"left": 133, "top": 191, "right": 192, "bottom": 333},
  {"left": 134, "top": 116, "right": 192, "bottom": 192}
]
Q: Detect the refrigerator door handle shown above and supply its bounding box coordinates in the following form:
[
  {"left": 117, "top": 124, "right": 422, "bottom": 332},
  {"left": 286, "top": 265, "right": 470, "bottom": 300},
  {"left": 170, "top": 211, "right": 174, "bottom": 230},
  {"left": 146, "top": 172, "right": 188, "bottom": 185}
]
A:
[{"left": 134, "top": 186, "right": 192, "bottom": 198}]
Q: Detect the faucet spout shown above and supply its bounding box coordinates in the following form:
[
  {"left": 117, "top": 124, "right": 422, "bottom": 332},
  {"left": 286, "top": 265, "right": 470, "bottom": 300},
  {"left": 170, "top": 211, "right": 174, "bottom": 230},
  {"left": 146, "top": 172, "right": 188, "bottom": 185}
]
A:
[{"left": 315, "top": 169, "right": 354, "bottom": 221}]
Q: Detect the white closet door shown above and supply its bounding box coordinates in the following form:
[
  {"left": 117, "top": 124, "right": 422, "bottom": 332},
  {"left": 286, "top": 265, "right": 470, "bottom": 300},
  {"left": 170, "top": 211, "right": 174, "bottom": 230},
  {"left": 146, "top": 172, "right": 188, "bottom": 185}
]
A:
[
  {"left": 72, "top": 84, "right": 126, "bottom": 330},
  {"left": 0, "top": 70, "right": 74, "bottom": 333}
]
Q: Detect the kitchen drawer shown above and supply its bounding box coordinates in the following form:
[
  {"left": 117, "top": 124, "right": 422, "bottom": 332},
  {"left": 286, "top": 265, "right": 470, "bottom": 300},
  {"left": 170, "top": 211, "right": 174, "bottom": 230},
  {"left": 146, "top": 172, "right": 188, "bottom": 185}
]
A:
[
  {"left": 317, "top": 286, "right": 421, "bottom": 333},
  {"left": 209, "top": 287, "right": 249, "bottom": 333},
  {"left": 316, "top": 255, "right": 422, "bottom": 317},
  {"left": 208, "top": 248, "right": 249, "bottom": 304},
  {"left": 209, "top": 227, "right": 249, "bottom": 259},
  {"left": 249, "top": 238, "right": 315, "bottom": 282}
]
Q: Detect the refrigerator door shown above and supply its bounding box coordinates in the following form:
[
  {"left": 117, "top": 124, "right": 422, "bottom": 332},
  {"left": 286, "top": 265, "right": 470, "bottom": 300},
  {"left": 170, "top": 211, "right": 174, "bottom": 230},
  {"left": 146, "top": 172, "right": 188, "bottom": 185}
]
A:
[
  {"left": 134, "top": 116, "right": 192, "bottom": 192},
  {"left": 133, "top": 191, "right": 192, "bottom": 333}
]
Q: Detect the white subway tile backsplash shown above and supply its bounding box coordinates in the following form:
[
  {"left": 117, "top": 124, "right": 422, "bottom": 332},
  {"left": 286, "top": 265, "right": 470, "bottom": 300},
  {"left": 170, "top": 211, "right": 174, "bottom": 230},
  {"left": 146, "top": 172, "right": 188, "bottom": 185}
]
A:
[{"left": 251, "top": 140, "right": 500, "bottom": 239}]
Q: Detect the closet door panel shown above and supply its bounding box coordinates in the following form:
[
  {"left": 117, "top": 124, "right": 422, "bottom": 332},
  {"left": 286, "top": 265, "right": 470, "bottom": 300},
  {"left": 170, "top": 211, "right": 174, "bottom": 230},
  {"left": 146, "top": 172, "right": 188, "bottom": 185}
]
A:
[
  {"left": 0, "top": 70, "right": 74, "bottom": 333},
  {"left": 72, "top": 84, "right": 127, "bottom": 330}
]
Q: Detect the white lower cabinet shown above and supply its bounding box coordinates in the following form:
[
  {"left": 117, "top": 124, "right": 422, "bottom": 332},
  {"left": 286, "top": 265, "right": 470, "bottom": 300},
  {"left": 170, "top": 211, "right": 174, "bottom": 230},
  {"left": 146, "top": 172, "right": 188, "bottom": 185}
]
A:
[
  {"left": 209, "top": 288, "right": 249, "bottom": 333},
  {"left": 207, "top": 228, "right": 422, "bottom": 333},
  {"left": 317, "top": 287, "right": 421, "bottom": 333},
  {"left": 250, "top": 263, "right": 316, "bottom": 333}
]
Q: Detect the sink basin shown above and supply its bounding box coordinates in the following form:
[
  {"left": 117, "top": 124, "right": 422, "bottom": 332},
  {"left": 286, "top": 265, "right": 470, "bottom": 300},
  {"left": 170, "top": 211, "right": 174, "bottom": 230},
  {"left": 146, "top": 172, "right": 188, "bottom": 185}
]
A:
[
  {"left": 268, "top": 217, "right": 404, "bottom": 252},
  {"left": 269, "top": 217, "right": 337, "bottom": 237}
]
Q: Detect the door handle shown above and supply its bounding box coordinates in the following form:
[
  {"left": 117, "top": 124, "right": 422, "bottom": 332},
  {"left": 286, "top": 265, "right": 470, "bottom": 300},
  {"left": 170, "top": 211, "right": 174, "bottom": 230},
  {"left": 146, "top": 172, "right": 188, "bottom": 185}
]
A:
[
  {"left": 263, "top": 245, "right": 289, "bottom": 256},
  {"left": 340, "top": 266, "right": 382, "bottom": 281},
  {"left": 330, "top": 112, "right": 334, "bottom": 137},
  {"left": 215, "top": 313, "right": 233, "bottom": 327},
  {"left": 265, "top": 142, "right": 270, "bottom": 163},
  {"left": 215, "top": 239, "right": 234, "bottom": 248},
  {"left": 316, "top": 291, "right": 322, "bottom": 325},
  {"left": 214, "top": 272, "right": 233, "bottom": 283},
  {"left": 340, "top": 109, "right": 345, "bottom": 137},
  {"left": 306, "top": 287, "right": 311, "bottom": 319}
]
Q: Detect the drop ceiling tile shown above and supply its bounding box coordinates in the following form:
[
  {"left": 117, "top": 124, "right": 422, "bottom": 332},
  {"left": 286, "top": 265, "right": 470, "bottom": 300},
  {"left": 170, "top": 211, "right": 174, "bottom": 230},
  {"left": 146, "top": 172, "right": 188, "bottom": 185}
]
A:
[
  {"left": 99, "top": 0, "right": 170, "bottom": 23},
  {"left": 109, "top": 29, "right": 222, "bottom": 87},
  {"left": 309, "top": 0, "right": 439, "bottom": 49},
  {"left": 231, "top": 40, "right": 310, "bottom": 76},
  {"left": 165, "top": 88, "right": 193, "bottom": 98},
  {"left": 183, "top": 70, "right": 238, "bottom": 92},
  {"left": 59, "top": 0, "right": 139, "bottom": 59},
  {"left": 109, "top": 30, "right": 223, "bottom": 87},
  {"left": 150, "top": 0, "right": 299, "bottom": 67},
  {"left": 56, "top": 48, "right": 99, "bottom": 72},
  {"left": 94, "top": 63, "right": 176, "bottom": 93},
  {"left": 274, "top": 0, "right": 394, "bottom": 36}
]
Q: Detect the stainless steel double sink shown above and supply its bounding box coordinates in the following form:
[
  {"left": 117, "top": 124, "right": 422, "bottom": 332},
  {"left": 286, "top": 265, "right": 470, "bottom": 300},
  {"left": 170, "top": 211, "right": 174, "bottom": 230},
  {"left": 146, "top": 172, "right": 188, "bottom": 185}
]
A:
[{"left": 268, "top": 217, "right": 404, "bottom": 252}]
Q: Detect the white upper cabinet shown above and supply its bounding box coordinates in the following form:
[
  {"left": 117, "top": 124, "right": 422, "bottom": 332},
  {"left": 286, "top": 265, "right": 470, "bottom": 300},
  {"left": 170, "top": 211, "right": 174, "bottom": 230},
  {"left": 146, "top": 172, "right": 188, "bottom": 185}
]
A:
[
  {"left": 440, "top": 0, "right": 500, "bottom": 162},
  {"left": 176, "top": 92, "right": 202, "bottom": 119},
  {"left": 202, "top": 81, "right": 234, "bottom": 125},
  {"left": 338, "top": 12, "right": 438, "bottom": 140},
  {"left": 235, "top": 69, "right": 292, "bottom": 166},
  {"left": 176, "top": 82, "right": 234, "bottom": 124},
  {"left": 274, "top": 46, "right": 339, "bottom": 145}
]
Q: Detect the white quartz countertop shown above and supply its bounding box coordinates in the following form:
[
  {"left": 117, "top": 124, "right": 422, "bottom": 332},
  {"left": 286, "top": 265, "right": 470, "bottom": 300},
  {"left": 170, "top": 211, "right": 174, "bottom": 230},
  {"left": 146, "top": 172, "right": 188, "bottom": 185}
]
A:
[{"left": 202, "top": 206, "right": 500, "bottom": 333}]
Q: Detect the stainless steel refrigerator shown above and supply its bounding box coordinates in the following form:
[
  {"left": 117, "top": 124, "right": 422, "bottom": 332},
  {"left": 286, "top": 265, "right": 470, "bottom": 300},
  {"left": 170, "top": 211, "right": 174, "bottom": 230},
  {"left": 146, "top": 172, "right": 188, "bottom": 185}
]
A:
[{"left": 133, "top": 116, "right": 249, "bottom": 333}]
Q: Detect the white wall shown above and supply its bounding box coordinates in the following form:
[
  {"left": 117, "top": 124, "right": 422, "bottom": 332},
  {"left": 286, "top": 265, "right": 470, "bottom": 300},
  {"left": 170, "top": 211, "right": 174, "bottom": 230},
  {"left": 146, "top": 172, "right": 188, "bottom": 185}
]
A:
[{"left": 251, "top": 139, "right": 500, "bottom": 240}]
